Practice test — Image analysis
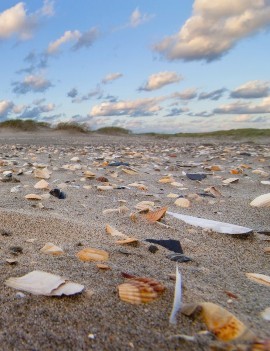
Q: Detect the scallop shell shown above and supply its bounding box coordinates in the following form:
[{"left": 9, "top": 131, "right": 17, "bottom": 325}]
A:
[
  {"left": 25, "top": 194, "right": 42, "bottom": 200},
  {"left": 211, "top": 165, "right": 222, "bottom": 171},
  {"left": 84, "top": 170, "right": 96, "bottom": 178},
  {"left": 250, "top": 193, "right": 270, "bottom": 208},
  {"left": 118, "top": 275, "right": 165, "bottom": 304},
  {"left": 40, "top": 242, "right": 64, "bottom": 256},
  {"left": 76, "top": 248, "right": 109, "bottom": 262},
  {"left": 143, "top": 207, "right": 167, "bottom": 222},
  {"left": 34, "top": 168, "right": 51, "bottom": 179},
  {"left": 134, "top": 201, "right": 155, "bottom": 211},
  {"left": 34, "top": 179, "right": 49, "bottom": 189},
  {"left": 181, "top": 302, "right": 256, "bottom": 342},
  {"left": 174, "top": 198, "right": 190, "bottom": 208}
]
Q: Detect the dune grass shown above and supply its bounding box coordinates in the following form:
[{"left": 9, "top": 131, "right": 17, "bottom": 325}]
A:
[
  {"left": 174, "top": 128, "right": 270, "bottom": 138},
  {"left": 95, "top": 126, "right": 131, "bottom": 135},
  {"left": 54, "top": 122, "right": 90, "bottom": 133},
  {"left": 0, "top": 119, "right": 50, "bottom": 131}
]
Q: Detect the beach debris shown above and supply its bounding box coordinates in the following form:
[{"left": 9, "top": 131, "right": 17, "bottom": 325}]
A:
[
  {"left": 134, "top": 201, "right": 155, "bottom": 212},
  {"left": 261, "top": 181, "right": 270, "bottom": 185},
  {"left": 40, "top": 243, "right": 64, "bottom": 256},
  {"left": 96, "top": 176, "right": 109, "bottom": 182},
  {"left": 264, "top": 247, "right": 270, "bottom": 254},
  {"left": 168, "top": 211, "right": 253, "bottom": 235},
  {"left": 122, "top": 168, "right": 138, "bottom": 175},
  {"left": 252, "top": 169, "right": 269, "bottom": 177},
  {"left": 174, "top": 198, "right": 191, "bottom": 208},
  {"left": 9, "top": 246, "right": 23, "bottom": 255},
  {"left": 97, "top": 185, "right": 114, "bottom": 191},
  {"left": 167, "top": 253, "right": 192, "bottom": 262},
  {"left": 106, "top": 224, "right": 128, "bottom": 238},
  {"left": 49, "top": 188, "right": 66, "bottom": 199},
  {"left": 76, "top": 248, "right": 109, "bottom": 262},
  {"left": 118, "top": 273, "right": 165, "bottom": 304},
  {"left": 109, "top": 161, "right": 129, "bottom": 167},
  {"left": 246, "top": 273, "right": 270, "bottom": 287},
  {"left": 103, "top": 205, "right": 129, "bottom": 215},
  {"left": 145, "top": 239, "right": 183, "bottom": 254},
  {"left": 84, "top": 170, "right": 96, "bottom": 179},
  {"left": 222, "top": 178, "right": 239, "bottom": 185},
  {"left": 181, "top": 302, "right": 256, "bottom": 342},
  {"left": 210, "top": 165, "right": 222, "bottom": 171},
  {"left": 169, "top": 266, "right": 182, "bottom": 324},
  {"left": 186, "top": 173, "right": 207, "bottom": 181},
  {"left": 34, "top": 179, "right": 49, "bottom": 189},
  {"left": 261, "top": 307, "right": 270, "bottom": 321},
  {"left": 96, "top": 264, "right": 110, "bottom": 270},
  {"left": 159, "top": 175, "right": 174, "bottom": 183},
  {"left": 115, "top": 238, "right": 139, "bottom": 246},
  {"left": 6, "top": 259, "right": 18, "bottom": 265},
  {"left": 128, "top": 182, "right": 148, "bottom": 191},
  {"left": 10, "top": 185, "right": 22, "bottom": 193},
  {"left": 143, "top": 206, "right": 167, "bottom": 223},
  {"left": 167, "top": 193, "right": 179, "bottom": 198},
  {"left": 34, "top": 168, "right": 51, "bottom": 179},
  {"left": 148, "top": 245, "right": 159, "bottom": 253},
  {"left": 5, "top": 270, "right": 84, "bottom": 296},
  {"left": 250, "top": 193, "right": 270, "bottom": 208},
  {"left": 70, "top": 156, "right": 80, "bottom": 162},
  {"left": 25, "top": 194, "right": 42, "bottom": 200},
  {"left": 204, "top": 186, "right": 222, "bottom": 197}
]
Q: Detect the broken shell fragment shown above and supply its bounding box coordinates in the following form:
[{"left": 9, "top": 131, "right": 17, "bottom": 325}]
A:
[
  {"left": 40, "top": 243, "right": 64, "bottom": 256},
  {"left": 246, "top": 273, "right": 270, "bottom": 287},
  {"left": 174, "top": 198, "right": 191, "bottom": 208},
  {"left": 116, "top": 238, "right": 139, "bottom": 246},
  {"left": 84, "top": 170, "right": 96, "bottom": 178},
  {"left": 106, "top": 224, "right": 128, "bottom": 238},
  {"left": 222, "top": 178, "right": 239, "bottom": 185},
  {"left": 118, "top": 275, "right": 165, "bottom": 304},
  {"left": 143, "top": 207, "right": 167, "bottom": 223},
  {"left": 25, "top": 194, "right": 42, "bottom": 200},
  {"left": 34, "top": 168, "right": 51, "bottom": 179},
  {"left": 34, "top": 179, "right": 49, "bottom": 189},
  {"left": 250, "top": 193, "right": 270, "bottom": 208},
  {"left": 76, "top": 248, "right": 109, "bottom": 262},
  {"left": 5, "top": 270, "right": 84, "bottom": 296},
  {"left": 181, "top": 302, "right": 256, "bottom": 342}
]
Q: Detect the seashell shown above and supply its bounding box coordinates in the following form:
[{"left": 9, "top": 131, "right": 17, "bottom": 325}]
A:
[
  {"left": 128, "top": 182, "right": 148, "bottom": 191},
  {"left": 96, "top": 176, "right": 109, "bottom": 182},
  {"left": 264, "top": 247, "right": 270, "bottom": 254},
  {"left": 143, "top": 207, "right": 167, "bottom": 222},
  {"left": 34, "top": 179, "right": 49, "bottom": 189},
  {"left": 134, "top": 201, "right": 155, "bottom": 211},
  {"left": 181, "top": 302, "right": 256, "bottom": 342},
  {"left": 246, "top": 273, "right": 270, "bottom": 287},
  {"left": 261, "top": 307, "right": 270, "bottom": 321},
  {"left": 222, "top": 178, "right": 239, "bottom": 185},
  {"left": 34, "top": 168, "right": 51, "bottom": 179},
  {"left": 159, "top": 176, "right": 174, "bottom": 183},
  {"left": 5, "top": 270, "right": 84, "bottom": 296},
  {"left": 118, "top": 274, "right": 165, "bottom": 304},
  {"left": 96, "top": 263, "right": 110, "bottom": 270},
  {"left": 230, "top": 169, "right": 242, "bottom": 175},
  {"left": 261, "top": 181, "right": 270, "bottom": 185},
  {"left": 211, "top": 165, "right": 222, "bottom": 171},
  {"left": 84, "top": 170, "right": 96, "bottom": 178},
  {"left": 204, "top": 186, "right": 222, "bottom": 197},
  {"left": 252, "top": 169, "right": 269, "bottom": 177},
  {"left": 76, "top": 248, "right": 109, "bottom": 262},
  {"left": 251, "top": 339, "right": 270, "bottom": 351},
  {"left": 250, "top": 193, "right": 270, "bottom": 208},
  {"left": 106, "top": 224, "right": 128, "bottom": 238},
  {"left": 116, "top": 238, "right": 139, "bottom": 246},
  {"left": 169, "top": 266, "right": 182, "bottom": 324},
  {"left": 97, "top": 185, "right": 113, "bottom": 191},
  {"left": 167, "top": 193, "right": 179, "bottom": 198},
  {"left": 122, "top": 168, "right": 138, "bottom": 175},
  {"left": 70, "top": 157, "right": 80, "bottom": 162},
  {"left": 40, "top": 242, "right": 64, "bottom": 256},
  {"left": 174, "top": 198, "right": 190, "bottom": 208},
  {"left": 25, "top": 194, "right": 42, "bottom": 200},
  {"left": 171, "top": 182, "right": 184, "bottom": 187}
]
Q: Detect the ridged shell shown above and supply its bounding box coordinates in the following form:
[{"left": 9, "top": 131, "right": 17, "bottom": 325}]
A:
[
  {"left": 34, "top": 168, "right": 51, "bottom": 179},
  {"left": 76, "top": 248, "right": 109, "bottom": 262},
  {"left": 118, "top": 275, "right": 165, "bottom": 304},
  {"left": 174, "top": 198, "right": 190, "bottom": 208},
  {"left": 143, "top": 207, "right": 167, "bottom": 222},
  {"left": 34, "top": 179, "right": 49, "bottom": 189},
  {"left": 181, "top": 302, "right": 256, "bottom": 342},
  {"left": 40, "top": 242, "right": 64, "bottom": 256},
  {"left": 25, "top": 194, "right": 42, "bottom": 200},
  {"left": 250, "top": 193, "right": 270, "bottom": 208}
]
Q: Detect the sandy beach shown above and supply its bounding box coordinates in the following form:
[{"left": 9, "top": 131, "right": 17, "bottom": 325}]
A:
[{"left": 0, "top": 131, "right": 269, "bottom": 351}]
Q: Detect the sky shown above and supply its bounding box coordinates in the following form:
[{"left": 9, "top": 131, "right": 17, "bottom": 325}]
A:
[{"left": 0, "top": 0, "right": 270, "bottom": 133}]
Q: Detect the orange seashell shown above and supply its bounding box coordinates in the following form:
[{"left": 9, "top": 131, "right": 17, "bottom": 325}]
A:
[
  {"left": 76, "top": 248, "right": 109, "bottom": 262},
  {"left": 143, "top": 207, "right": 167, "bottom": 223},
  {"left": 96, "top": 263, "right": 110, "bottom": 270},
  {"left": 118, "top": 274, "right": 165, "bottom": 304},
  {"left": 211, "top": 165, "right": 222, "bottom": 171},
  {"left": 230, "top": 169, "right": 241, "bottom": 175}
]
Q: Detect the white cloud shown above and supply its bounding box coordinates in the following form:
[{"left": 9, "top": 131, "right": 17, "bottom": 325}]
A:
[
  {"left": 0, "top": 1, "right": 54, "bottom": 40},
  {"left": 0, "top": 100, "right": 14, "bottom": 118},
  {"left": 214, "top": 96, "right": 270, "bottom": 114},
  {"left": 230, "top": 80, "right": 270, "bottom": 99},
  {"left": 139, "top": 71, "right": 183, "bottom": 91},
  {"left": 172, "top": 88, "right": 197, "bottom": 100},
  {"left": 47, "top": 30, "right": 81, "bottom": 54},
  {"left": 129, "top": 8, "right": 155, "bottom": 27},
  {"left": 154, "top": 0, "right": 270, "bottom": 61},
  {"left": 12, "top": 74, "right": 52, "bottom": 94},
  {"left": 102, "top": 73, "right": 123, "bottom": 84},
  {"left": 89, "top": 97, "right": 165, "bottom": 117}
]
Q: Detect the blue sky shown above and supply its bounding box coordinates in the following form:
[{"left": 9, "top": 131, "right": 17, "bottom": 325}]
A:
[{"left": 0, "top": 0, "right": 270, "bottom": 133}]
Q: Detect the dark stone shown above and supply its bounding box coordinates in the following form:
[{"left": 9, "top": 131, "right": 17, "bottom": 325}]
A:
[
  {"left": 145, "top": 239, "right": 183, "bottom": 254},
  {"left": 109, "top": 161, "right": 130, "bottom": 167},
  {"left": 167, "top": 253, "right": 192, "bottom": 262},
  {"left": 186, "top": 173, "right": 207, "bottom": 181},
  {"left": 1, "top": 229, "right": 12, "bottom": 236},
  {"left": 148, "top": 245, "right": 159, "bottom": 254},
  {"left": 9, "top": 246, "right": 23, "bottom": 255},
  {"left": 49, "top": 188, "right": 66, "bottom": 199}
]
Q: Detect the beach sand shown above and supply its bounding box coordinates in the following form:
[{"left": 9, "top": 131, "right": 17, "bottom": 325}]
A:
[{"left": 0, "top": 131, "right": 269, "bottom": 350}]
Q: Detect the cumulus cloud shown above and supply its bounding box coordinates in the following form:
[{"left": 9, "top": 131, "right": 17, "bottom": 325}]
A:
[
  {"left": 139, "top": 71, "right": 183, "bottom": 91},
  {"left": 102, "top": 73, "right": 123, "bottom": 84},
  {"left": 18, "top": 103, "right": 55, "bottom": 119},
  {"left": 154, "top": 0, "right": 270, "bottom": 62},
  {"left": 12, "top": 74, "right": 53, "bottom": 94},
  {"left": 165, "top": 107, "right": 189, "bottom": 117},
  {"left": 187, "top": 111, "right": 214, "bottom": 117},
  {"left": 72, "top": 87, "right": 102, "bottom": 103},
  {"left": 233, "top": 114, "right": 270, "bottom": 123},
  {"left": 214, "top": 96, "right": 270, "bottom": 114},
  {"left": 230, "top": 80, "right": 270, "bottom": 99},
  {"left": 89, "top": 97, "right": 165, "bottom": 117},
  {"left": 129, "top": 8, "right": 155, "bottom": 27},
  {"left": 172, "top": 88, "right": 197, "bottom": 100},
  {"left": 198, "top": 88, "right": 227, "bottom": 100},
  {"left": 0, "top": 1, "right": 54, "bottom": 41},
  {"left": 47, "top": 28, "right": 98, "bottom": 54},
  {"left": 0, "top": 100, "right": 14, "bottom": 119},
  {"left": 17, "top": 51, "right": 48, "bottom": 74},
  {"left": 67, "top": 88, "right": 78, "bottom": 98}
]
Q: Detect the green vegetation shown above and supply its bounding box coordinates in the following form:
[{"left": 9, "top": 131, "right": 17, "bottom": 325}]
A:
[
  {"left": 0, "top": 119, "right": 50, "bottom": 131},
  {"left": 54, "top": 122, "right": 90, "bottom": 133},
  {"left": 174, "top": 128, "right": 270, "bottom": 138},
  {"left": 95, "top": 126, "right": 131, "bottom": 135}
]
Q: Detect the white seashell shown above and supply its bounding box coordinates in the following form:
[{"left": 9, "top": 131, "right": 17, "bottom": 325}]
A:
[
  {"left": 261, "top": 307, "right": 270, "bottom": 321},
  {"left": 250, "top": 193, "right": 270, "bottom": 208},
  {"left": 5, "top": 271, "right": 84, "bottom": 296},
  {"left": 167, "top": 193, "right": 179, "bottom": 198},
  {"left": 134, "top": 201, "right": 155, "bottom": 211},
  {"left": 222, "top": 178, "right": 239, "bottom": 185},
  {"left": 169, "top": 266, "right": 182, "bottom": 324},
  {"left": 34, "top": 179, "right": 49, "bottom": 189},
  {"left": 168, "top": 211, "right": 253, "bottom": 235},
  {"left": 252, "top": 169, "right": 269, "bottom": 177},
  {"left": 261, "top": 181, "right": 270, "bottom": 185},
  {"left": 11, "top": 185, "right": 22, "bottom": 193},
  {"left": 40, "top": 243, "right": 64, "bottom": 255},
  {"left": 25, "top": 194, "right": 42, "bottom": 200},
  {"left": 174, "top": 198, "right": 190, "bottom": 208},
  {"left": 34, "top": 168, "right": 51, "bottom": 179},
  {"left": 97, "top": 185, "right": 113, "bottom": 191},
  {"left": 70, "top": 157, "right": 80, "bottom": 162}
]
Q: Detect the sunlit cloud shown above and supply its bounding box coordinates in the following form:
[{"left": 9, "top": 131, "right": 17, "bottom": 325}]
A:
[
  {"left": 139, "top": 71, "right": 183, "bottom": 91},
  {"left": 230, "top": 80, "right": 270, "bottom": 99},
  {"left": 102, "top": 73, "right": 123, "bottom": 84},
  {"left": 198, "top": 88, "right": 227, "bottom": 100},
  {"left": 12, "top": 74, "right": 53, "bottom": 94}
]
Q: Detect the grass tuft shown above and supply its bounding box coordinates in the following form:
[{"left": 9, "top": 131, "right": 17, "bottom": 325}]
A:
[
  {"left": 54, "top": 122, "right": 90, "bottom": 133},
  {"left": 95, "top": 126, "right": 131, "bottom": 135},
  {"left": 0, "top": 119, "right": 50, "bottom": 131}
]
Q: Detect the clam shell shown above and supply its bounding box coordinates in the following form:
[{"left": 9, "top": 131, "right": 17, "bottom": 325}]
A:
[
  {"left": 25, "top": 194, "right": 42, "bottom": 200},
  {"left": 222, "top": 178, "right": 239, "bottom": 185},
  {"left": 76, "top": 248, "right": 109, "bottom": 262},
  {"left": 34, "top": 168, "right": 51, "bottom": 179},
  {"left": 250, "top": 193, "right": 270, "bottom": 208},
  {"left": 181, "top": 302, "right": 256, "bottom": 342},
  {"left": 159, "top": 176, "right": 174, "bottom": 183},
  {"left": 174, "top": 198, "right": 190, "bottom": 208},
  {"left": 118, "top": 275, "right": 165, "bottom": 304},
  {"left": 34, "top": 179, "right": 49, "bottom": 189},
  {"left": 84, "top": 170, "right": 96, "bottom": 178},
  {"left": 40, "top": 242, "right": 64, "bottom": 256},
  {"left": 97, "top": 185, "right": 113, "bottom": 191},
  {"left": 106, "top": 224, "right": 128, "bottom": 238},
  {"left": 143, "top": 207, "right": 167, "bottom": 222},
  {"left": 128, "top": 182, "right": 148, "bottom": 191},
  {"left": 134, "top": 201, "right": 155, "bottom": 211}
]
